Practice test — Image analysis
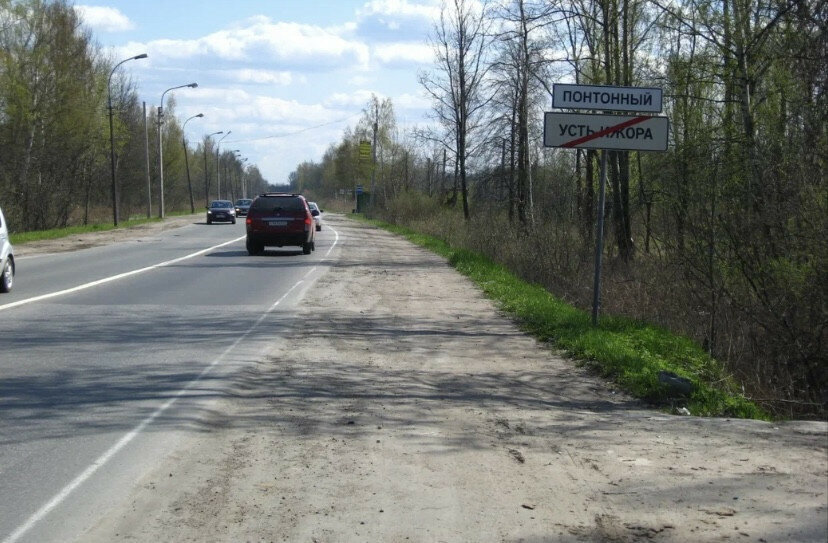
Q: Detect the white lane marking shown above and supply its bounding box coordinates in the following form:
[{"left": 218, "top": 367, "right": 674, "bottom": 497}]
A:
[
  {"left": 303, "top": 225, "right": 341, "bottom": 280},
  {"left": 0, "top": 236, "right": 246, "bottom": 313},
  {"left": 325, "top": 226, "right": 340, "bottom": 258},
  {"left": 2, "top": 278, "right": 304, "bottom": 543},
  {"left": 3, "top": 224, "right": 343, "bottom": 542}
]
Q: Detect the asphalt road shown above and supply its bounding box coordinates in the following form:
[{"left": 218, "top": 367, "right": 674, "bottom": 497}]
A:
[{"left": 0, "top": 219, "right": 339, "bottom": 543}]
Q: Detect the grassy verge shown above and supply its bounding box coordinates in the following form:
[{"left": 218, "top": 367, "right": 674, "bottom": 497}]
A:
[
  {"left": 357, "top": 215, "right": 767, "bottom": 420},
  {"left": 9, "top": 212, "right": 194, "bottom": 245}
]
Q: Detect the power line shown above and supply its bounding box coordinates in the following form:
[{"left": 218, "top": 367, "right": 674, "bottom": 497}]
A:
[{"left": 225, "top": 113, "right": 361, "bottom": 144}]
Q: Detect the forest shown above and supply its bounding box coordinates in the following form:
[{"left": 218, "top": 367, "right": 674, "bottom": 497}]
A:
[
  {"left": 289, "top": 0, "right": 827, "bottom": 417},
  {"left": 0, "top": 0, "right": 268, "bottom": 232}
]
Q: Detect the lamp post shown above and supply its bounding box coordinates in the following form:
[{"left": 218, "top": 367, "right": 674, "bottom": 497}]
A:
[
  {"left": 144, "top": 101, "right": 152, "bottom": 218},
  {"left": 157, "top": 82, "right": 198, "bottom": 218},
  {"left": 239, "top": 157, "right": 249, "bottom": 198},
  {"left": 203, "top": 131, "right": 223, "bottom": 206},
  {"left": 229, "top": 150, "right": 241, "bottom": 201},
  {"left": 182, "top": 113, "right": 203, "bottom": 214},
  {"left": 215, "top": 131, "right": 231, "bottom": 199},
  {"left": 108, "top": 53, "right": 147, "bottom": 226}
]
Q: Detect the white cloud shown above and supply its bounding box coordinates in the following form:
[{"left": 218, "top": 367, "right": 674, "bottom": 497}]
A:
[
  {"left": 323, "top": 89, "right": 427, "bottom": 115},
  {"left": 324, "top": 90, "right": 379, "bottom": 108},
  {"left": 356, "top": 0, "right": 440, "bottom": 39},
  {"left": 394, "top": 92, "right": 430, "bottom": 110},
  {"left": 247, "top": 96, "right": 333, "bottom": 125},
  {"left": 372, "top": 42, "right": 433, "bottom": 65},
  {"left": 74, "top": 6, "right": 134, "bottom": 33},
  {"left": 119, "top": 18, "right": 370, "bottom": 69},
  {"left": 358, "top": 0, "right": 441, "bottom": 20},
  {"left": 348, "top": 74, "right": 373, "bottom": 86},
  {"left": 183, "top": 88, "right": 344, "bottom": 127},
  {"left": 226, "top": 69, "right": 298, "bottom": 86}
]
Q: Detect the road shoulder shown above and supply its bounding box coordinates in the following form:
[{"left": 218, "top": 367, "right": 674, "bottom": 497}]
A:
[
  {"left": 14, "top": 215, "right": 200, "bottom": 257},
  {"left": 82, "top": 214, "right": 828, "bottom": 542}
]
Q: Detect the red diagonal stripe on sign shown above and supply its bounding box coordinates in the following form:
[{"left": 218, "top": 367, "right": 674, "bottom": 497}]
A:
[{"left": 562, "top": 115, "right": 651, "bottom": 148}]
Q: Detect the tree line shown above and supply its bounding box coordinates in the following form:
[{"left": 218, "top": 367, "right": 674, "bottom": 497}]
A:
[
  {"left": 290, "top": 0, "right": 826, "bottom": 416},
  {"left": 0, "top": 0, "right": 268, "bottom": 232}
]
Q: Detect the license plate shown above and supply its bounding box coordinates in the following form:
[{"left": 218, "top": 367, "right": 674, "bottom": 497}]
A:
[{"left": 269, "top": 220, "right": 287, "bottom": 226}]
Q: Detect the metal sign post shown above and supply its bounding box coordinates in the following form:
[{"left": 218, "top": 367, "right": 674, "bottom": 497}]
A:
[
  {"left": 355, "top": 184, "right": 364, "bottom": 213},
  {"left": 545, "top": 83, "right": 668, "bottom": 326},
  {"left": 592, "top": 150, "right": 608, "bottom": 326}
]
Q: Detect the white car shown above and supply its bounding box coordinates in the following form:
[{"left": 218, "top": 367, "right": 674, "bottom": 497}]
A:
[
  {"left": 308, "top": 201, "right": 323, "bottom": 232},
  {"left": 0, "top": 206, "right": 14, "bottom": 293}
]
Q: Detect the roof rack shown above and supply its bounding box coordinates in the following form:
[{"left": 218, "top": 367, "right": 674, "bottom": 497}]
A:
[{"left": 258, "top": 192, "right": 302, "bottom": 197}]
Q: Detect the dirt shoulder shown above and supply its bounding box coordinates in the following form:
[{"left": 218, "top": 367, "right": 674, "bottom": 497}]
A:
[
  {"left": 13, "top": 214, "right": 200, "bottom": 257},
  {"left": 82, "top": 214, "right": 826, "bottom": 542}
]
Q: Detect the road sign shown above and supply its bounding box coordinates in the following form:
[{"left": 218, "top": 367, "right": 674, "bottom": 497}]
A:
[
  {"left": 546, "top": 83, "right": 667, "bottom": 327},
  {"left": 552, "top": 83, "right": 662, "bottom": 113},
  {"left": 359, "top": 140, "right": 372, "bottom": 162},
  {"left": 356, "top": 184, "right": 363, "bottom": 195},
  {"left": 543, "top": 112, "right": 668, "bottom": 151}
]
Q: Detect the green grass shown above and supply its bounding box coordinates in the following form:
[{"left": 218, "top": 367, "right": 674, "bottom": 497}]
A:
[
  {"left": 9, "top": 213, "right": 195, "bottom": 245},
  {"left": 356, "top": 215, "right": 768, "bottom": 420}
]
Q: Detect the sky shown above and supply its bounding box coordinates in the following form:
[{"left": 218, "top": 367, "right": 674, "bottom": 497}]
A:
[{"left": 75, "top": 0, "right": 441, "bottom": 184}]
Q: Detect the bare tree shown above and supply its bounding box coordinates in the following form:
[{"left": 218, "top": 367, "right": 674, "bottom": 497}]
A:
[
  {"left": 493, "top": 0, "right": 563, "bottom": 225},
  {"left": 420, "top": 0, "right": 492, "bottom": 220}
]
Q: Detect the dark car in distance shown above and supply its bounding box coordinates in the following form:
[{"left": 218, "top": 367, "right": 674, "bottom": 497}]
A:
[
  {"left": 245, "top": 193, "right": 315, "bottom": 255},
  {"left": 234, "top": 198, "right": 253, "bottom": 217},
  {"left": 206, "top": 200, "right": 236, "bottom": 224}
]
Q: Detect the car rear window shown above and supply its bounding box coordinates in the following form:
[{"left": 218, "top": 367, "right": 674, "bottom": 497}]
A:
[{"left": 251, "top": 196, "right": 305, "bottom": 212}]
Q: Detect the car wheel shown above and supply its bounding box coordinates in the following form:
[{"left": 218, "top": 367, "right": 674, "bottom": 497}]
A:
[
  {"left": 0, "top": 259, "right": 12, "bottom": 293},
  {"left": 246, "top": 240, "right": 262, "bottom": 256},
  {"left": 207, "top": 218, "right": 212, "bottom": 225},
  {"left": 231, "top": 218, "right": 236, "bottom": 224},
  {"left": 302, "top": 242, "right": 312, "bottom": 255}
]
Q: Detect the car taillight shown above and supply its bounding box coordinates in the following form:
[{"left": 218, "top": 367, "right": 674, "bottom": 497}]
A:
[
  {"left": 246, "top": 217, "right": 252, "bottom": 225},
  {"left": 304, "top": 214, "right": 312, "bottom": 226}
]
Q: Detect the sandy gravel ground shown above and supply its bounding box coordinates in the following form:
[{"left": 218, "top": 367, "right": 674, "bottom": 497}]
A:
[{"left": 48, "top": 214, "right": 826, "bottom": 542}]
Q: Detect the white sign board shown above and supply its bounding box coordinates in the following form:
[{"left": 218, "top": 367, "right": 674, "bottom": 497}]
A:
[
  {"left": 544, "top": 112, "right": 669, "bottom": 151},
  {"left": 553, "top": 84, "right": 662, "bottom": 113}
]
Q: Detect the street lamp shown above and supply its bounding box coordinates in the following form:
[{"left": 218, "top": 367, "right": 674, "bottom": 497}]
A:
[
  {"left": 229, "top": 150, "right": 241, "bottom": 200},
  {"left": 157, "top": 82, "right": 198, "bottom": 218},
  {"left": 215, "top": 131, "right": 231, "bottom": 199},
  {"left": 239, "top": 157, "right": 249, "bottom": 198},
  {"left": 108, "top": 52, "right": 147, "bottom": 226},
  {"left": 203, "top": 131, "right": 223, "bottom": 206},
  {"left": 182, "top": 113, "right": 203, "bottom": 213}
]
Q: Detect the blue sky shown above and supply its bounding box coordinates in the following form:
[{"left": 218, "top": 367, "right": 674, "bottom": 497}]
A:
[{"left": 75, "top": 1, "right": 440, "bottom": 184}]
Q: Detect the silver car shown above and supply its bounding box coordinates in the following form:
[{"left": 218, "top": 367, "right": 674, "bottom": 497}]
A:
[
  {"left": 308, "top": 201, "right": 323, "bottom": 232},
  {"left": 0, "top": 206, "right": 14, "bottom": 293}
]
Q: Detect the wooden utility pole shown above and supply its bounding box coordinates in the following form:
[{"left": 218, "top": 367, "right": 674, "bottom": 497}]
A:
[{"left": 369, "top": 101, "right": 378, "bottom": 209}]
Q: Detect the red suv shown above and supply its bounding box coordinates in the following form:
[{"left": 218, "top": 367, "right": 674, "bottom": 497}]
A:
[{"left": 245, "top": 193, "right": 315, "bottom": 255}]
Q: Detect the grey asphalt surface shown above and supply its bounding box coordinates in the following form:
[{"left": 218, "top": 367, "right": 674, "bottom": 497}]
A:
[{"left": 0, "top": 218, "right": 339, "bottom": 543}]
